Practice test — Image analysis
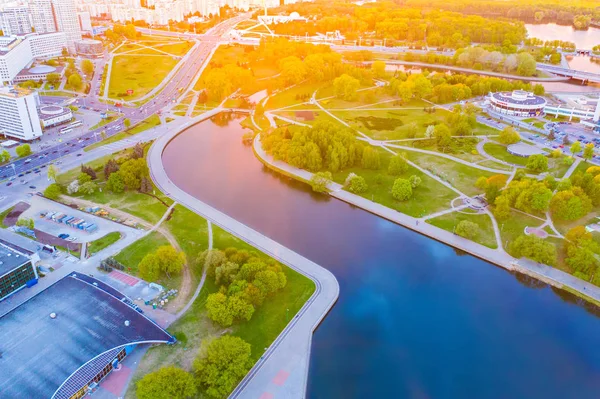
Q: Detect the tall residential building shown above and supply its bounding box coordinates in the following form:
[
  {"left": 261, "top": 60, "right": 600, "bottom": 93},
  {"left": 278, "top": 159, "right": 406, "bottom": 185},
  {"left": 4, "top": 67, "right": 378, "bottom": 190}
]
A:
[
  {"left": 50, "top": 0, "right": 82, "bottom": 51},
  {"left": 77, "top": 11, "right": 92, "bottom": 33},
  {"left": 30, "top": 0, "right": 57, "bottom": 34},
  {"left": 0, "top": 86, "right": 43, "bottom": 141},
  {"left": 0, "top": 6, "right": 32, "bottom": 36}
]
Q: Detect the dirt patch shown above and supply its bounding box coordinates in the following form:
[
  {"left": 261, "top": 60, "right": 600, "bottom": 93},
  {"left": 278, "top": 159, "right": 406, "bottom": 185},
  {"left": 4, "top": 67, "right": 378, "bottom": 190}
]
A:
[{"left": 3, "top": 202, "right": 30, "bottom": 226}]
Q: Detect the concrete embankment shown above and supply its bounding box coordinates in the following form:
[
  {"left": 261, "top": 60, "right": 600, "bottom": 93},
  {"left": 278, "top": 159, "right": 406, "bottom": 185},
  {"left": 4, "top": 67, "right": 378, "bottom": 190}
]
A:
[{"left": 147, "top": 118, "right": 339, "bottom": 399}]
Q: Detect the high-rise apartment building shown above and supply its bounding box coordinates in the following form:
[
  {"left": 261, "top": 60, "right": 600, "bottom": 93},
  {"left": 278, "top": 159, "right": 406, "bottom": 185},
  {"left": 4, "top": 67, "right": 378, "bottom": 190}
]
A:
[
  {"left": 0, "top": 86, "right": 43, "bottom": 141},
  {"left": 30, "top": 0, "right": 56, "bottom": 34},
  {"left": 50, "top": 0, "right": 81, "bottom": 51},
  {"left": 0, "top": 6, "right": 32, "bottom": 36}
]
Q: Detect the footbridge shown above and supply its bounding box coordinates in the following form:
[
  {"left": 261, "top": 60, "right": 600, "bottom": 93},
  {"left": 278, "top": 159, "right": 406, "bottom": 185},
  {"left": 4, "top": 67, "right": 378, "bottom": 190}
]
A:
[{"left": 537, "top": 64, "right": 600, "bottom": 84}]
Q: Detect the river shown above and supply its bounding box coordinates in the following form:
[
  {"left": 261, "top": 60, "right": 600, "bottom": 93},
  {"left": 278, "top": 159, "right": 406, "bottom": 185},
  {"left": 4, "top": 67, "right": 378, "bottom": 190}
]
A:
[{"left": 162, "top": 116, "right": 600, "bottom": 398}]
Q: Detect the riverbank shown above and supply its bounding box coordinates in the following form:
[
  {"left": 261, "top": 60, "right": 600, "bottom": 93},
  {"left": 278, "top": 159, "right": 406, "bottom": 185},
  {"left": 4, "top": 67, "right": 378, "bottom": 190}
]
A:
[
  {"left": 252, "top": 134, "right": 600, "bottom": 306},
  {"left": 146, "top": 116, "right": 340, "bottom": 398}
]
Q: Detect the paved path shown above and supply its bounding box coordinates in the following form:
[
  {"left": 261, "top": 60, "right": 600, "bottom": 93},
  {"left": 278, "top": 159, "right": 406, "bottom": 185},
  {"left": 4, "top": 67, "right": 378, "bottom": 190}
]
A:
[
  {"left": 147, "top": 117, "right": 339, "bottom": 399},
  {"left": 563, "top": 157, "right": 583, "bottom": 179}
]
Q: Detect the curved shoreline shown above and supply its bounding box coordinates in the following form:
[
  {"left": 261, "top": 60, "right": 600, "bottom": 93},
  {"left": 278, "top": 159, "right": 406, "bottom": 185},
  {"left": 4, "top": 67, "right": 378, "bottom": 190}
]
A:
[
  {"left": 146, "top": 113, "right": 340, "bottom": 399},
  {"left": 252, "top": 134, "right": 600, "bottom": 307}
]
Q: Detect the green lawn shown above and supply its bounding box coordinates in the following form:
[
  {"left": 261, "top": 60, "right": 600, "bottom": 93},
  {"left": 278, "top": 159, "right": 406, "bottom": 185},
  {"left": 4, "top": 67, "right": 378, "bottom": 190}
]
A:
[
  {"left": 85, "top": 114, "right": 161, "bottom": 152},
  {"left": 165, "top": 205, "right": 209, "bottom": 269},
  {"left": 265, "top": 82, "right": 324, "bottom": 110},
  {"left": 427, "top": 211, "right": 498, "bottom": 249},
  {"left": 89, "top": 115, "right": 117, "bottom": 130},
  {"left": 88, "top": 231, "right": 122, "bottom": 255},
  {"left": 403, "top": 150, "right": 501, "bottom": 196},
  {"left": 108, "top": 55, "right": 178, "bottom": 100},
  {"left": 330, "top": 150, "right": 457, "bottom": 217},
  {"left": 114, "top": 231, "right": 169, "bottom": 275},
  {"left": 498, "top": 210, "right": 545, "bottom": 254},
  {"left": 483, "top": 142, "right": 571, "bottom": 176},
  {"left": 153, "top": 41, "right": 194, "bottom": 56},
  {"left": 0, "top": 205, "right": 15, "bottom": 228}
]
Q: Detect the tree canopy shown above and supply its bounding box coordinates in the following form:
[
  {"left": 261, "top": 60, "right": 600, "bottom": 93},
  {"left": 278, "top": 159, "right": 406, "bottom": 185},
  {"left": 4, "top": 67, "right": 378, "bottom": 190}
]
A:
[{"left": 136, "top": 366, "right": 197, "bottom": 399}]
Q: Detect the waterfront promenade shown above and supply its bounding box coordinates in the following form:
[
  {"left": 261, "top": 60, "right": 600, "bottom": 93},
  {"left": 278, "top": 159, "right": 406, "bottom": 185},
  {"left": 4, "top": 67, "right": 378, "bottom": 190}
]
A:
[
  {"left": 147, "top": 122, "right": 340, "bottom": 399},
  {"left": 252, "top": 135, "right": 600, "bottom": 305}
]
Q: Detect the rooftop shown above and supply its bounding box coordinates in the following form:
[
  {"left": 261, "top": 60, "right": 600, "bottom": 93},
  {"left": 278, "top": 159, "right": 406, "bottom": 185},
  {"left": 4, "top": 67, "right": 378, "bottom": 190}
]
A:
[
  {"left": 491, "top": 91, "right": 547, "bottom": 106},
  {"left": 0, "top": 86, "right": 34, "bottom": 99},
  {"left": 0, "top": 274, "right": 174, "bottom": 399},
  {"left": 0, "top": 242, "right": 30, "bottom": 277}
]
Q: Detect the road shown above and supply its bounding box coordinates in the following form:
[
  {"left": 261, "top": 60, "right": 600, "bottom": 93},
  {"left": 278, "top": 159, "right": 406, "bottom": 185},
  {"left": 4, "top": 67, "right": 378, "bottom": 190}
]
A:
[{"left": 0, "top": 13, "right": 248, "bottom": 183}]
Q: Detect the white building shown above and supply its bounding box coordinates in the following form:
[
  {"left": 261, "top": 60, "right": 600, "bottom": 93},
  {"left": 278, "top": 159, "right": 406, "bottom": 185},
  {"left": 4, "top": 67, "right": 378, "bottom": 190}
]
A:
[
  {"left": 0, "top": 86, "right": 43, "bottom": 141},
  {"left": 77, "top": 11, "right": 92, "bottom": 33},
  {"left": 38, "top": 104, "right": 73, "bottom": 128},
  {"left": 0, "top": 6, "right": 32, "bottom": 36},
  {"left": 30, "top": 0, "right": 57, "bottom": 34},
  {"left": 0, "top": 33, "right": 66, "bottom": 84},
  {"left": 489, "top": 90, "right": 547, "bottom": 117},
  {"left": 51, "top": 0, "right": 82, "bottom": 51}
]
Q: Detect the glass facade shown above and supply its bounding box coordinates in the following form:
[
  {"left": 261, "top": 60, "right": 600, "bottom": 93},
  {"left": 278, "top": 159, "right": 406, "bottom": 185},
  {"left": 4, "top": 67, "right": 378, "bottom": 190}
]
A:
[
  {"left": 0, "top": 261, "right": 35, "bottom": 300},
  {"left": 68, "top": 348, "right": 128, "bottom": 399}
]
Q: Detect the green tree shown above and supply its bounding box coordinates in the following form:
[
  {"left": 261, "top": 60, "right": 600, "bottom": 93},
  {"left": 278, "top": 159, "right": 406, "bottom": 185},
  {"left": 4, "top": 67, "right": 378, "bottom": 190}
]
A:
[
  {"left": 0, "top": 149, "right": 9, "bottom": 163},
  {"left": 387, "top": 154, "right": 408, "bottom": 175},
  {"left": 392, "top": 178, "right": 412, "bottom": 201},
  {"left": 533, "top": 84, "right": 545, "bottom": 95},
  {"left": 493, "top": 195, "right": 511, "bottom": 220},
  {"left": 67, "top": 73, "right": 83, "bottom": 90},
  {"left": 197, "top": 249, "right": 228, "bottom": 278},
  {"left": 16, "top": 217, "right": 34, "bottom": 229},
  {"left": 124, "top": 118, "right": 131, "bottom": 128},
  {"left": 106, "top": 171, "right": 125, "bottom": 193},
  {"left": 81, "top": 59, "right": 94, "bottom": 76},
  {"left": 516, "top": 52, "right": 537, "bottom": 76},
  {"left": 550, "top": 187, "right": 592, "bottom": 221},
  {"left": 279, "top": 56, "right": 307, "bottom": 85},
  {"left": 77, "top": 172, "right": 92, "bottom": 185},
  {"left": 119, "top": 158, "right": 147, "bottom": 190},
  {"left": 543, "top": 174, "right": 557, "bottom": 190},
  {"left": 139, "top": 253, "right": 161, "bottom": 282},
  {"left": 79, "top": 181, "right": 97, "bottom": 195},
  {"left": 455, "top": 220, "right": 479, "bottom": 239},
  {"left": 526, "top": 154, "right": 548, "bottom": 172},
  {"left": 44, "top": 183, "right": 62, "bottom": 200},
  {"left": 570, "top": 140, "right": 582, "bottom": 156},
  {"left": 371, "top": 60, "right": 386, "bottom": 78},
  {"left": 583, "top": 142, "right": 594, "bottom": 161},
  {"left": 345, "top": 173, "right": 368, "bottom": 193},
  {"left": 333, "top": 73, "right": 360, "bottom": 101},
  {"left": 136, "top": 366, "right": 197, "bottom": 399},
  {"left": 499, "top": 126, "right": 520, "bottom": 145},
  {"left": 155, "top": 245, "right": 185, "bottom": 278},
  {"left": 361, "top": 146, "right": 381, "bottom": 170},
  {"left": 434, "top": 124, "right": 452, "bottom": 152},
  {"left": 475, "top": 176, "right": 488, "bottom": 190},
  {"left": 408, "top": 174, "right": 421, "bottom": 188},
  {"left": 509, "top": 234, "right": 557, "bottom": 266},
  {"left": 15, "top": 144, "right": 31, "bottom": 158},
  {"left": 193, "top": 335, "right": 253, "bottom": 399},
  {"left": 310, "top": 171, "right": 332, "bottom": 193},
  {"left": 46, "top": 72, "right": 60, "bottom": 85}
]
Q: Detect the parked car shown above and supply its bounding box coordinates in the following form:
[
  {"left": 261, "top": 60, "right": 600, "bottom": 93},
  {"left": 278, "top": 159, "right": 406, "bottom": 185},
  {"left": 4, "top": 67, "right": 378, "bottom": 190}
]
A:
[{"left": 58, "top": 233, "right": 69, "bottom": 239}]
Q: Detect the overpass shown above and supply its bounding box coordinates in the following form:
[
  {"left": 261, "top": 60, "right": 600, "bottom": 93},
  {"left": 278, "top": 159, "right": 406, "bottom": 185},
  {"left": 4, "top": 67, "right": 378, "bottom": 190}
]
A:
[{"left": 537, "top": 63, "right": 600, "bottom": 84}]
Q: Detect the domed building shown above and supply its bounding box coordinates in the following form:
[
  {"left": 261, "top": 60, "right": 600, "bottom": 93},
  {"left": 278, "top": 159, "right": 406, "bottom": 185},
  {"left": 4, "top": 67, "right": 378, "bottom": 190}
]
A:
[{"left": 489, "top": 90, "right": 547, "bottom": 117}]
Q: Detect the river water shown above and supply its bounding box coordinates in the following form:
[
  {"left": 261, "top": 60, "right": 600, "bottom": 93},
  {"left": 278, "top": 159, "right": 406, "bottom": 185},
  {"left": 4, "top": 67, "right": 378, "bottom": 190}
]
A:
[{"left": 163, "top": 116, "right": 600, "bottom": 398}]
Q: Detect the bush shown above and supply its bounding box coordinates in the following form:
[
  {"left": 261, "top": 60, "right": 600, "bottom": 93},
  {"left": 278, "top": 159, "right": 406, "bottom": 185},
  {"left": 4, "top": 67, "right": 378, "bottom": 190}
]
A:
[
  {"left": 526, "top": 154, "right": 548, "bottom": 172},
  {"left": 44, "top": 183, "right": 62, "bottom": 200},
  {"left": 455, "top": 220, "right": 479, "bottom": 239},
  {"left": 387, "top": 154, "right": 408, "bottom": 175},
  {"left": 310, "top": 171, "right": 332, "bottom": 193},
  {"left": 345, "top": 173, "right": 368, "bottom": 193},
  {"left": 136, "top": 366, "right": 197, "bottom": 399},
  {"left": 408, "top": 175, "right": 421, "bottom": 188},
  {"left": 391, "top": 178, "right": 412, "bottom": 201},
  {"left": 509, "top": 234, "right": 557, "bottom": 266}
]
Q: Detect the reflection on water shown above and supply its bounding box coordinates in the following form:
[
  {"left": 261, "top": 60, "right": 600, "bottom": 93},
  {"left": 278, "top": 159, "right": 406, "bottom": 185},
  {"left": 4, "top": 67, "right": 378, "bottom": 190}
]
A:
[
  {"left": 163, "top": 118, "right": 600, "bottom": 399},
  {"left": 525, "top": 23, "right": 600, "bottom": 50}
]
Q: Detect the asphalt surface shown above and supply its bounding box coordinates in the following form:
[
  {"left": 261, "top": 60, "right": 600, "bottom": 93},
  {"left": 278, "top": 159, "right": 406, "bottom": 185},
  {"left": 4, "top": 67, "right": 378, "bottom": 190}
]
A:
[{"left": 0, "top": 14, "right": 246, "bottom": 184}]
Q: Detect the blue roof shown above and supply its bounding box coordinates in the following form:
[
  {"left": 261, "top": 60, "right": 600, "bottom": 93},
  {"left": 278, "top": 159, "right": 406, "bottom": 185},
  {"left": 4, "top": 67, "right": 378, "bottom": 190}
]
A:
[{"left": 0, "top": 274, "right": 174, "bottom": 399}]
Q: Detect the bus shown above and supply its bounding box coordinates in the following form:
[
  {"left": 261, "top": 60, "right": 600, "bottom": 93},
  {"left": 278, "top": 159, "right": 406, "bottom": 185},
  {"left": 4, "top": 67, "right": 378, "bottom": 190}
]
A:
[
  {"left": 59, "top": 127, "right": 73, "bottom": 134},
  {"left": 66, "top": 120, "right": 83, "bottom": 129}
]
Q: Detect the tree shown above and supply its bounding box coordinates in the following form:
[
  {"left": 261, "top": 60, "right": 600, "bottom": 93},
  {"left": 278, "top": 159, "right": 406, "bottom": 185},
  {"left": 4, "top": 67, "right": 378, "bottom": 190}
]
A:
[
  {"left": 392, "top": 178, "right": 412, "bottom": 201},
  {"left": 550, "top": 187, "right": 592, "bottom": 221},
  {"left": 79, "top": 181, "right": 97, "bottom": 195},
  {"left": 44, "top": 183, "right": 62, "bottom": 200},
  {"left": 15, "top": 144, "right": 31, "bottom": 158},
  {"left": 132, "top": 143, "right": 144, "bottom": 159},
  {"left": 583, "top": 142, "right": 594, "bottom": 161},
  {"left": 434, "top": 124, "right": 452, "bottom": 151},
  {"left": 310, "top": 171, "right": 332, "bottom": 193},
  {"left": 543, "top": 174, "right": 557, "bottom": 190},
  {"left": 140, "top": 176, "right": 153, "bottom": 193},
  {"left": 67, "top": 73, "right": 83, "bottom": 90},
  {"left": 205, "top": 292, "right": 253, "bottom": 327},
  {"left": 387, "top": 154, "right": 408, "bottom": 175},
  {"left": 499, "top": 126, "right": 520, "bottom": 145},
  {"left": 361, "top": 146, "right": 381, "bottom": 170},
  {"left": 106, "top": 171, "right": 125, "bottom": 193},
  {"left": 197, "top": 249, "right": 228, "bottom": 277},
  {"left": 475, "top": 176, "right": 488, "bottom": 190},
  {"left": 533, "top": 84, "right": 545, "bottom": 96},
  {"left": 136, "top": 366, "right": 197, "bottom": 399},
  {"left": 61, "top": 47, "right": 68, "bottom": 56},
  {"left": 46, "top": 72, "right": 60, "bottom": 85},
  {"left": 81, "top": 59, "right": 94, "bottom": 76},
  {"left": 193, "top": 335, "right": 253, "bottom": 399},
  {"left": 77, "top": 172, "right": 92, "bottom": 185},
  {"left": 570, "top": 140, "right": 582, "bottom": 156},
  {"left": 509, "top": 235, "right": 557, "bottom": 266},
  {"left": 47, "top": 164, "right": 58, "bottom": 181},
  {"left": 455, "top": 220, "right": 479, "bottom": 239},
  {"left": 155, "top": 245, "right": 185, "bottom": 278},
  {"left": 345, "top": 173, "right": 368, "bottom": 193},
  {"left": 104, "top": 158, "right": 119, "bottom": 179},
  {"left": 124, "top": 118, "right": 131, "bottom": 128},
  {"left": 493, "top": 195, "right": 511, "bottom": 220},
  {"left": 279, "top": 56, "right": 307, "bottom": 85},
  {"left": 120, "top": 158, "right": 147, "bottom": 190},
  {"left": 139, "top": 253, "right": 161, "bottom": 281},
  {"left": 516, "top": 52, "right": 537, "bottom": 76},
  {"left": 408, "top": 175, "right": 421, "bottom": 188},
  {"left": 16, "top": 217, "right": 34, "bottom": 229},
  {"left": 526, "top": 154, "right": 548, "bottom": 172},
  {"left": 333, "top": 74, "right": 360, "bottom": 101},
  {"left": 371, "top": 60, "right": 386, "bottom": 78}
]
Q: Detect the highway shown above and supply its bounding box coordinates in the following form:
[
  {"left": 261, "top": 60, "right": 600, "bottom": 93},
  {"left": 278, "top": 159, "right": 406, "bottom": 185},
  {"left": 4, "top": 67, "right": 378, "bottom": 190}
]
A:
[{"left": 0, "top": 14, "right": 247, "bottom": 184}]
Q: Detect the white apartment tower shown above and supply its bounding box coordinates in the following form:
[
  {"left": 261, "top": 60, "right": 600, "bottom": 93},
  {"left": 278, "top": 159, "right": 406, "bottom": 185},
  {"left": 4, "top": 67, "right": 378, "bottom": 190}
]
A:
[
  {"left": 30, "top": 0, "right": 57, "bottom": 34},
  {"left": 0, "top": 86, "right": 43, "bottom": 141},
  {"left": 50, "top": 0, "right": 81, "bottom": 51},
  {"left": 0, "top": 6, "right": 32, "bottom": 36}
]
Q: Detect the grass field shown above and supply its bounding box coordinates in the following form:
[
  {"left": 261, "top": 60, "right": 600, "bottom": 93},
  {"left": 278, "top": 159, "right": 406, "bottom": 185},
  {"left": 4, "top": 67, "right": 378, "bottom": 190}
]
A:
[
  {"left": 427, "top": 211, "right": 498, "bottom": 249},
  {"left": 87, "top": 231, "right": 122, "bottom": 255},
  {"left": 165, "top": 205, "right": 209, "bottom": 269},
  {"left": 85, "top": 114, "right": 161, "bottom": 152},
  {"left": 114, "top": 231, "right": 169, "bottom": 275},
  {"left": 498, "top": 210, "right": 545, "bottom": 253},
  {"left": 108, "top": 55, "right": 178, "bottom": 100},
  {"left": 483, "top": 142, "right": 571, "bottom": 176}
]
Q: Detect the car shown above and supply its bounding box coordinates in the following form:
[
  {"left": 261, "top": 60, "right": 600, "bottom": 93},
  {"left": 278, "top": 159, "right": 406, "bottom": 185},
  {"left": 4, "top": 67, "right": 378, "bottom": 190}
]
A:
[
  {"left": 58, "top": 233, "right": 69, "bottom": 239},
  {"left": 6, "top": 182, "right": 12, "bottom": 186},
  {"left": 52, "top": 150, "right": 58, "bottom": 154},
  {"left": 40, "top": 165, "right": 46, "bottom": 168},
  {"left": 29, "top": 185, "right": 36, "bottom": 189},
  {"left": 77, "top": 153, "right": 83, "bottom": 157},
  {"left": 18, "top": 173, "right": 24, "bottom": 177},
  {"left": 68, "top": 237, "right": 77, "bottom": 242}
]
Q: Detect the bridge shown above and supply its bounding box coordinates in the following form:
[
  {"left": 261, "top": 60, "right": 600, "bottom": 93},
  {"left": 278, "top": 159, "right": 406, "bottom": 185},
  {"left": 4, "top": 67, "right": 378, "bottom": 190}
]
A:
[{"left": 537, "top": 64, "right": 600, "bottom": 84}]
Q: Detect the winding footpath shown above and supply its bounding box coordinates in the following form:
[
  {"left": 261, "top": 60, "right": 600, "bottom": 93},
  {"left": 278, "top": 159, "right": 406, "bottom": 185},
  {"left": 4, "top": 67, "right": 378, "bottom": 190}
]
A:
[{"left": 147, "top": 119, "right": 339, "bottom": 399}]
